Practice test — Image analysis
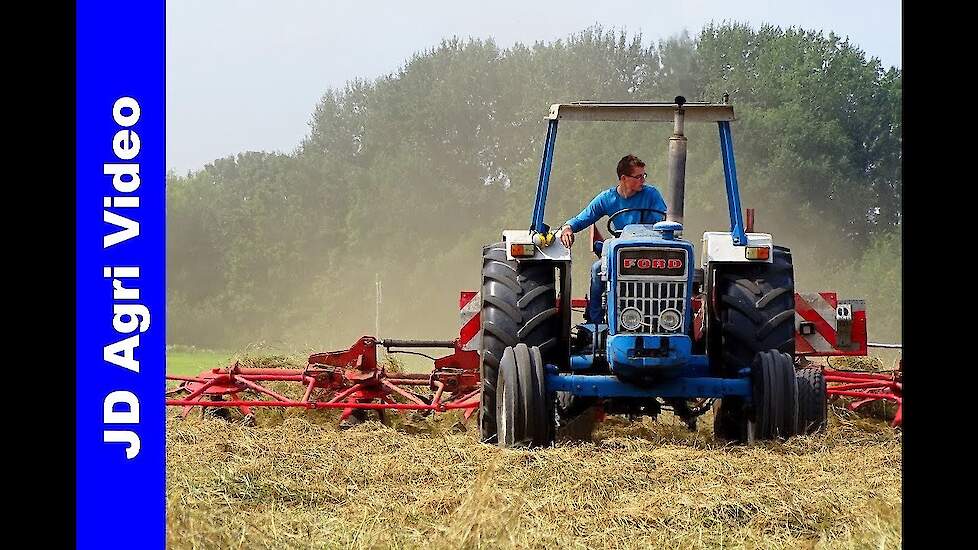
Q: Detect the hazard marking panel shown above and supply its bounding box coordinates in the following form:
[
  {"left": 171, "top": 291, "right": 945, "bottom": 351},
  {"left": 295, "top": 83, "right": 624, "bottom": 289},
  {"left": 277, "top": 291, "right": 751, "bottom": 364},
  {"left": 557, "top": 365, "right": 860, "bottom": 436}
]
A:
[
  {"left": 461, "top": 290, "right": 867, "bottom": 356},
  {"left": 459, "top": 291, "right": 481, "bottom": 351},
  {"left": 794, "top": 292, "right": 867, "bottom": 357}
]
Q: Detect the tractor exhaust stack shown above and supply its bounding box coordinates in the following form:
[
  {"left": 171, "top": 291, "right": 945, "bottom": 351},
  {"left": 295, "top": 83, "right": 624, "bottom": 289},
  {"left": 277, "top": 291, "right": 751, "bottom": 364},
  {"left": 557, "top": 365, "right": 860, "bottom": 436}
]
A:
[{"left": 667, "top": 96, "right": 688, "bottom": 225}]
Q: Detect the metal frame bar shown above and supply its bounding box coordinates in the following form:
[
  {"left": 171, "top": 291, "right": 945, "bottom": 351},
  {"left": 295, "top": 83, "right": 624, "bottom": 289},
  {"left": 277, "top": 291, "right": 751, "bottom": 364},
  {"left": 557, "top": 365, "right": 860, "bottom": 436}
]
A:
[
  {"left": 531, "top": 119, "right": 559, "bottom": 233},
  {"left": 718, "top": 121, "right": 748, "bottom": 246},
  {"left": 167, "top": 371, "right": 480, "bottom": 412},
  {"left": 166, "top": 398, "right": 478, "bottom": 411},
  {"left": 530, "top": 103, "right": 746, "bottom": 247},
  {"left": 545, "top": 370, "right": 751, "bottom": 399},
  {"left": 547, "top": 102, "right": 735, "bottom": 122}
]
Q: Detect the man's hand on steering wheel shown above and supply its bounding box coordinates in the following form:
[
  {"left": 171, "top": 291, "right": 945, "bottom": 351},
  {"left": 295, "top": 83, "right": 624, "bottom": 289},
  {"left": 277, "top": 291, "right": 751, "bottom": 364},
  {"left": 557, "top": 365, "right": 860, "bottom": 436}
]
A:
[{"left": 606, "top": 208, "right": 667, "bottom": 237}]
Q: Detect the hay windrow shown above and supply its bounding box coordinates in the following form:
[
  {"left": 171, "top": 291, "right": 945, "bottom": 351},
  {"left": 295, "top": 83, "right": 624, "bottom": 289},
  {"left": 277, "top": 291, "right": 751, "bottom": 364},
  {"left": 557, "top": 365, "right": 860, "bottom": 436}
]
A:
[{"left": 167, "top": 357, "right": 901, "bottom": 549}]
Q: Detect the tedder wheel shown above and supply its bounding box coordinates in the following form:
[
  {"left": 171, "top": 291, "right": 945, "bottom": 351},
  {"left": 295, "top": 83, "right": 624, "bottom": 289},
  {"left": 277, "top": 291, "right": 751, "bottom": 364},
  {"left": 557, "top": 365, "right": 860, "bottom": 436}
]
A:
[
  {"left": 710, "top": 246, "right": 796, "bottom": 442},
  {"left": 479, "top": 242, "right": 560, "bottom": 443},
  {"left": 795, "top": 367, "right": 828, "bottom": 434},
  {"left": 495, "top": 344, "right": 554, "bottom": 448}
]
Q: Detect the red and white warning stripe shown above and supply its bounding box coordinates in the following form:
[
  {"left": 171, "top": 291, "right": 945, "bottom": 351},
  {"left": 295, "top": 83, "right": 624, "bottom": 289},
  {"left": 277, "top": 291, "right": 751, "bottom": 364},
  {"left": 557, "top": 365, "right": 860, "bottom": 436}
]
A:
[
  {"left": 461, "top": 290, "right": 866, "bottom": 356},
  {"left": 459, "top": 291, "right": 482, "bottom": 351},
  {"left": 795, "top": 292, "right": 838, "bottom": 353},
  {"left": 794, "top": 292, "right": 867, "bottom": 356}
]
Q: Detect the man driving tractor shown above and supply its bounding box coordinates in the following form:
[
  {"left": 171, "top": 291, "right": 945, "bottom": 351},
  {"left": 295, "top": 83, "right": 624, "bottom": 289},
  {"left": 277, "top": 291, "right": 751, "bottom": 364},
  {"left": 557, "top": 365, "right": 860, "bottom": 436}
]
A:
[{"left": 558, "top": 154, "right": 668, "bottom": 324}]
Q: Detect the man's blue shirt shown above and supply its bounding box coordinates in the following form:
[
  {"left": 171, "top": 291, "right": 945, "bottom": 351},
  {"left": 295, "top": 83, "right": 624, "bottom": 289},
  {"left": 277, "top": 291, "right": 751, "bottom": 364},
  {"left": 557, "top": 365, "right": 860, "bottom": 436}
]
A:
[{"left": 564, "top": 184, "right": 668, "bottom": 233}]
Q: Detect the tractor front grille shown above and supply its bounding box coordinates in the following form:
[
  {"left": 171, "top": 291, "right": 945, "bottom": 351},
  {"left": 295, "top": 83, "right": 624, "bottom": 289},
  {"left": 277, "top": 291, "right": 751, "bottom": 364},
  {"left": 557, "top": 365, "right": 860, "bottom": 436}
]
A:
[{"left": 616, "top": 280, "right": 687, "bottom": 334}]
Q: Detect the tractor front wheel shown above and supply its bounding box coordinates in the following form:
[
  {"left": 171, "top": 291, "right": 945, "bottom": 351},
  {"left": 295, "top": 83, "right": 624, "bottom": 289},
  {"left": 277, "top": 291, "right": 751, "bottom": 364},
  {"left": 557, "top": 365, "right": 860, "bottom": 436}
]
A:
[
  {"left": 496, "top": 344, "right": 554, "bottom": 448},
  {"left": 714, "top": 350, "right": 798, "bottom": 442},
  {"left": 752, "top": 350, "right": 799, "bottom": 439}
]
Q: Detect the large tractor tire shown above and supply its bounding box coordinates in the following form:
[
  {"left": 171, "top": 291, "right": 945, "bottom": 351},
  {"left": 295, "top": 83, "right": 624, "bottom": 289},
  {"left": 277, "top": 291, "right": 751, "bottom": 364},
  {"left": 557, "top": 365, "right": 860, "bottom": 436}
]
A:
[
  {"left": 712, "top": 246, "right": 795, "bottom": 372},
  {"left": 795, "top": 367, "right": 828, "bottom": 434},
  {"left": 495, "top": 344, "right": 554, "bottom": 448},
  {"left": 752, "top": 350, "right": 799, "bottom": 439},
  {"left": 479, "top": 242, "right": 560, "bottom": 443},
  {"left": 710, "top": 247, "right": 796, "bottom": 442},
  {"left": 714, "top": 350, "right": 798, "bottom": 441}
]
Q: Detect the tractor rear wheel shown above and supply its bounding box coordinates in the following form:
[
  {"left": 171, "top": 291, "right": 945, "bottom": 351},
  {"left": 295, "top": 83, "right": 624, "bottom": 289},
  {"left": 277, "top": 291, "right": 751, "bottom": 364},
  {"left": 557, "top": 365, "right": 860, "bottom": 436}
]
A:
[
  {"left": 711, "top": 246, "right": 795, "bottom": 373},
  {"left": 710, "top": 246, "right": 795, "bottom": 442},
  {"left": 795, "top": 367, "right": 828, "bottom": 434},
  {"left": 478, "top": 242, "right": 560, "bottom": 443}
]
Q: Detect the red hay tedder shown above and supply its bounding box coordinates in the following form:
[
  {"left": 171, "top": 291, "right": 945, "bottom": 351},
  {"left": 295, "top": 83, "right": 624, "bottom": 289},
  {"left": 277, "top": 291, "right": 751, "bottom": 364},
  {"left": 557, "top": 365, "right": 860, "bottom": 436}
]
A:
[
  {"left": 823, "top": 365, "right": 902, "bottom": 427},
  {"left": 167, "top": 290, "right": 901, "bottom": 429},
  {"left": 167, "top": 292, "right": 484, "bottom": 425}
]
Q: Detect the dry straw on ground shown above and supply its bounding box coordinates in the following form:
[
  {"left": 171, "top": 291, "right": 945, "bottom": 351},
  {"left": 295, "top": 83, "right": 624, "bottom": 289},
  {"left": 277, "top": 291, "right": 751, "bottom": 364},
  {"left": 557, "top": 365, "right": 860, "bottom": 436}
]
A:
[{"left": 167, "top": 359, "right": 901, "bottom": 549}]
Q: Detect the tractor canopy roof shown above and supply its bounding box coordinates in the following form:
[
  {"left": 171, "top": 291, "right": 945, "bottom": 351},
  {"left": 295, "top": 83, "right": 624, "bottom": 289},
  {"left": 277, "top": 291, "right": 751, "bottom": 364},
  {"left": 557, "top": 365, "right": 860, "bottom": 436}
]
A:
[{"left": 547, "top": 101, "right": 735, "bottom": 122}]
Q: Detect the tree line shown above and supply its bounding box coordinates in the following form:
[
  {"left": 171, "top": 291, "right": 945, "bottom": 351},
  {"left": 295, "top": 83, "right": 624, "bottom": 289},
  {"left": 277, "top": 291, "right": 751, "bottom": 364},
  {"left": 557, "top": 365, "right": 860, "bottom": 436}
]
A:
[{"left": 167, "top": 22, "right": 902, "bottom": 348}]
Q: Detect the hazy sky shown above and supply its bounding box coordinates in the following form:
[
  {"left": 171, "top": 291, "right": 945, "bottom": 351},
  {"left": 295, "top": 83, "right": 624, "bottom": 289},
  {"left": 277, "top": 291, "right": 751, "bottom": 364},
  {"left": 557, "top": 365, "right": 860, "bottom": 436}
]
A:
[{"left": 166, "top": 0, "right": 901, "bottom": 174}]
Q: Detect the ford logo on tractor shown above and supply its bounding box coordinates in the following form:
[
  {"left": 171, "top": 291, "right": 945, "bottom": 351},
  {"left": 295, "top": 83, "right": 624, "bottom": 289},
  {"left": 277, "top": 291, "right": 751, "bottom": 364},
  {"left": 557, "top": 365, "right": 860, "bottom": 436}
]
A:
[
  {"left": 622, "top": 258, "right": 683, "bottom": 270},
  {"left": 618, "top": 248, "right": 687, "bottom": 277}
]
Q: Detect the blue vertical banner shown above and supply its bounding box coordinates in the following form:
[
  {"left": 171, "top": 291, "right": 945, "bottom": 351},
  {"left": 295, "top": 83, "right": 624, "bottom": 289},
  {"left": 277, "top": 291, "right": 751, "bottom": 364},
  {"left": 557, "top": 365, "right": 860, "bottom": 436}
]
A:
[{"left": 76, "top": 1, "right": 165, "bottom": 547}]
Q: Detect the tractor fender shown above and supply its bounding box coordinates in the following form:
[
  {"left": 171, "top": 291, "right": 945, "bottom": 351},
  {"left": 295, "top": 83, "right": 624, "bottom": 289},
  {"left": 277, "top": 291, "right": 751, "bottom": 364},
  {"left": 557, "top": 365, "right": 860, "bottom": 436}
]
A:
[
  {"left": 701, "top": 231, "right": 774, "bottom": 265},
  {"left": 502, "top": 229, "right": 572, "bottom": 262}
]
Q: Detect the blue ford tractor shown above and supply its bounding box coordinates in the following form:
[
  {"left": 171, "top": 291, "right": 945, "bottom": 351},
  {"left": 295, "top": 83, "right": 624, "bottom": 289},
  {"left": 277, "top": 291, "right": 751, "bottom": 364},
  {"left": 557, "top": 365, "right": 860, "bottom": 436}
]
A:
[{"left": 478, "top": 97, "right": 827, "bottom": 447}]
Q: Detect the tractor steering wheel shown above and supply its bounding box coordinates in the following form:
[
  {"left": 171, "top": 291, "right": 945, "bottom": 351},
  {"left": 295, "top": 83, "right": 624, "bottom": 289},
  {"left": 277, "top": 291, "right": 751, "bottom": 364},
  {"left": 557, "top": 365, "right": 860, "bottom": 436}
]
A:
[{"left": 606, "top": 208, "right": 667, "bottom": 238}]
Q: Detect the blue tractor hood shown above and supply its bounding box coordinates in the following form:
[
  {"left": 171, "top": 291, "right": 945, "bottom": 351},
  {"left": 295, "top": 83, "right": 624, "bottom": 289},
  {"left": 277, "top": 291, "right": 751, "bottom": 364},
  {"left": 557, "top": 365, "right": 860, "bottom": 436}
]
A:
[
  {"left": 617, "top": 221, "right": 683, "bottom": 241},
  {"left": 602, "top": 219, "right": 697, "bottom": 381}
]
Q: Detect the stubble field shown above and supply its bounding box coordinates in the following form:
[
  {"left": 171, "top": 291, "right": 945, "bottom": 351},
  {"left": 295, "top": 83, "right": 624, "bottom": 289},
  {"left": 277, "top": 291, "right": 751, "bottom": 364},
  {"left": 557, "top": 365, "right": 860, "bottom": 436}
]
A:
[{"left": 166, "top": 352, "right": 901, "bottom": 549}]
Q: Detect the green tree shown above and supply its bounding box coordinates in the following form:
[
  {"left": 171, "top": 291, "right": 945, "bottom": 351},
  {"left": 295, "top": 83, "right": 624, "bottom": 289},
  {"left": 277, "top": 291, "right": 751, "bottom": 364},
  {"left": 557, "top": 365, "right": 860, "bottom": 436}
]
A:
[{"left": 167, "top": 23, "right": 902, "bottom": 348}]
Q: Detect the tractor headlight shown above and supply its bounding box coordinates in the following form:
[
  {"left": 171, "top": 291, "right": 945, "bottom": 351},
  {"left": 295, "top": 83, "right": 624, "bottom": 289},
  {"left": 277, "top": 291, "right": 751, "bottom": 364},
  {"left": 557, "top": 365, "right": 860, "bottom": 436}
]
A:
[
  {"left": 658, "top": 308, "right": 682, "bottom": 331},
  {"left": 620, "top": 307, "right": 643, "bottom": 331}
]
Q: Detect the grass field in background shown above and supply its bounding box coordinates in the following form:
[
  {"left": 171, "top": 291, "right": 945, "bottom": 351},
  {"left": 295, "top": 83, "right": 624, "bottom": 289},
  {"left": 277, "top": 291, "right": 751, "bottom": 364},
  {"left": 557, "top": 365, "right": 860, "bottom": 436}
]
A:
[{"left": 166, "top": 349, "right": 234, "bottom": 377}]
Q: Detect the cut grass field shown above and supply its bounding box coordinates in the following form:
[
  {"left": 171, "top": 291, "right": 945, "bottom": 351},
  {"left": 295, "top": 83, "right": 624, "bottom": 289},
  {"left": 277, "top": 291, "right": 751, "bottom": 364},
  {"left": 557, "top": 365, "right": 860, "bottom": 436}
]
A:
[{"left": 166, "top": 352, "right": 902, "bottom": 549}]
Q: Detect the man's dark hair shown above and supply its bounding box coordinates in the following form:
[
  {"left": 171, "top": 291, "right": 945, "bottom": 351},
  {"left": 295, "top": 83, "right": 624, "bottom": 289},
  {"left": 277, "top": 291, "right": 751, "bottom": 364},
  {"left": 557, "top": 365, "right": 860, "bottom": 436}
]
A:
[{"left": 616, "top": 154, "right": 646, "bottom": 179}]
